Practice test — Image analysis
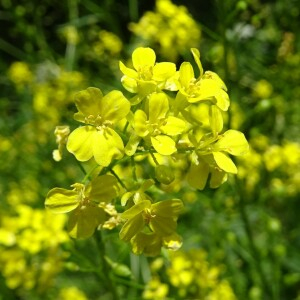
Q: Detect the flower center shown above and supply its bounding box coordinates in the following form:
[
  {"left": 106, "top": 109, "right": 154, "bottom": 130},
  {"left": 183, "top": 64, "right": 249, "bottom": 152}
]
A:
[{"left": 138, "top": 65, "right": 153, "bottom": 81}]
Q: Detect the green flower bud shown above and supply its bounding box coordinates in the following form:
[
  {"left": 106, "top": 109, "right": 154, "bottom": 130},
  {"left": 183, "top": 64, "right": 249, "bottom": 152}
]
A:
[{"left": 155, "top": 165, "right": 175, "bottom": 185}]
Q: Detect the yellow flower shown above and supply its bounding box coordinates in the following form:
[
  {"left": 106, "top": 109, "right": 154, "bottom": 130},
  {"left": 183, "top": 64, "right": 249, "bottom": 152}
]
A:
[
  {"left": 128, "top": 92, "right": 186, "bottom": 155},
  {"left": 45, "top": 175, "right": 119, "bottom": 238},
  {"left": 8, "top": 61, "right": 33, "bottom": 87},
  {"left": 53, "top": 125, "right": 70, "bottom": 161},
  {"left": 67, "top": 87, "right": 130, "bottom": 166},
  {"left": 129, "top": 0, "right": 201, "bottom": 62},
  {"left": 119, "top": 199, "right": 183, "bottom": 244},
  {"left": 177, "top": 49, "right": 230, "bottom": 111},
  {"left": 119, "top": 47, "right": 178, "bottom": 102},
  {"left": 187, "top": 130, "right": 249, "bottom": 189}
]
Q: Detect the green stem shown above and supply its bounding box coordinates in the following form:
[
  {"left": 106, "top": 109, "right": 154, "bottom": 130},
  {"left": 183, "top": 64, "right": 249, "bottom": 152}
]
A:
[
  {"left": 236, "top": 180, "right": 273, "bottom": 299},
  {"left": 131, "top": 156, "right": 138, "bottom": 182},
  {"left": 82, "top": 164, "right": 100, "bottom": 183},
  {"left": 76, "top": 159, "right": 87, "bottom": 176},
  {"left": 216, "top": 0, "right": 231, "bottom": 128},
  {"left": 65, "top": 0, "right": 78, "bottom": 72},
  {"left": 94, "top": 232, "right": 120, "bottom": 300},
  {"left": 128, "top": 0, "right": 138, "bottom": 22},
  {"left": 150, "top": 152, "right": 159, "bottom": 165},
  {"left": 0, "top": 38, "right": 27, "bottom": 60},
  {"left": 110, "top": 168, "right": 127, "bottom": 190}
]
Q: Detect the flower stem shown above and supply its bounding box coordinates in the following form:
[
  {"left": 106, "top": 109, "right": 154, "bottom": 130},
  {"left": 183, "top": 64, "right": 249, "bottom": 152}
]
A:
[
  {"left": 94, "top": 231, "right": 120, "bottom": 300},
  {"left": 110, "top": 168, "right": 128, "bottom": 190}
]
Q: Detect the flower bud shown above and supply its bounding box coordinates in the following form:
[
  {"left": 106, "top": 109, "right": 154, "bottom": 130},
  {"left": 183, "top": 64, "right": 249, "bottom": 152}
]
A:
[{"left": 155, "top": 165, "right": 175, "bottom": 185}]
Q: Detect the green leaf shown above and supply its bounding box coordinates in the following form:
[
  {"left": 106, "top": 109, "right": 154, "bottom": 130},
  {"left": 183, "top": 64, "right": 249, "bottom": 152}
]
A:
[
  {"left": 67, "top": 126, "right": 97, "bottom": 162},
  {"left": 151, "top": 135, "right": 176, "bottom": 155},
  {"left": 212, "top": 152, "right": 237, "bottom": 174},
  {"left": 93, "top": 128, "right": 124, "bottom": 167},
  {"left": 45, "top": 188, "right": 79, "bottom": 213}
]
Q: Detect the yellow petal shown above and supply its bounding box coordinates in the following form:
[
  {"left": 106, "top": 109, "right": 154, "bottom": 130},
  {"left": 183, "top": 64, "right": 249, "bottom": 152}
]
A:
[
  {"left": 134, "top": 110, "right": 149, "bottom": 137},
  {"left": 125, "top": 134, "right": 141, "bottom": 156},
  {"left": 67, "top": 206, "right": 105, "bottom": 239},
  {"left": 209, "top": 105, "right": 223, "bottom": 136},
  {"left": 203, "top": 71, "right": 227, "bottom": 91},
  {"left": 160, "top": 116, "right": 186, "bottom": 136},
  {"left": 93, "top": 128, "right": 124, "bottom": 167},
  {"left": 212, "top": 152, "right": 237, "bottom": 174},
  {"left": 210, "top": 169, "right": 227, "bottom": 188},
  {"left": 100, "top": 90, "right": 130, "bottom": 123},
  {"left": 148, "top": 92, "right": 169, "bottom": 123},
  {"left": 151, "top": 199, "right": 183, "bottom": 217},
  {"left": 121, "top": 76, "right": 138, "bottom": 93},
  {"left": 132, "top": 47, "right": 156, "bottom": 70},
  {"left": 121, "top": 200, "right": 151, "bottom": 219},
  {"left": 163, "top": 232, "right": 183, "bottom": 251},
  {"left": 67, "top": 126, "right": 97, "bottom": 162},
  {"left": 74, "top": 87, "right": 102, "bottom": 117},
  {"left": 88, "top": 175, "right": 119, "bottom": 202},
  {"left": 214, "top": 130, "right": 249, "bottom": 156},
  {"left": 149, "top": 216, "right": 177, "bottom": 236},
  {"left": 45, "top": 188, "right": 79, "bottom": 213},
  {"left": 179, "top": 62, "right": 194, "bottom": 88},
  {"left": 119, "top": 214, "right": 144, "bottom": 242},
  {"left": 191, "top": 48, "right": 204, "bottom": 77},
  {"left": 151, "top": 135, "right": 176, "bottom": 155},
  {"left": 152, "top": 62, "right": 176, "bottom": 81},
  {"left": 119, "top": 61, "right": 138, "bottom": 78},
  {"left": 131, "top": 232, "right": 162, "bottom": 256}
]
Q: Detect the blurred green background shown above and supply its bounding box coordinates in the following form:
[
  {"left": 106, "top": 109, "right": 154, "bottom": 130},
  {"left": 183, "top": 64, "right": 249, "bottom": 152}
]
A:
[{"left": 0, "top": 0, "right": 300, "bottom": 299}]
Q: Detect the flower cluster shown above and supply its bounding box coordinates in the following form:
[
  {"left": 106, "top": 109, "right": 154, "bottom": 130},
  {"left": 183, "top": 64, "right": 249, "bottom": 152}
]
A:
[
  {"left": 129, "top": 0, "right": 201, "bottom": 61},
  {"left": 143, "top": 249, "right": 236, "bottom": 299},
  {"left": 237, "top": 135, "right": 300, "bottom": 196},
  {"left": 0, "top": 205, "right": 69, "bottom": 292},
  {"left": 46, "top": 46, "right": 248, "bottom": 255}
]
